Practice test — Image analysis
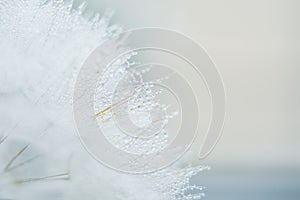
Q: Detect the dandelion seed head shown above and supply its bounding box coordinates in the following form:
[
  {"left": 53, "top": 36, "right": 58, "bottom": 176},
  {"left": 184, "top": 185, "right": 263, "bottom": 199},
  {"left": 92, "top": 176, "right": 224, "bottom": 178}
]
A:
[{"left": 0, "top": 1, "right": 207, "bottom": 199}]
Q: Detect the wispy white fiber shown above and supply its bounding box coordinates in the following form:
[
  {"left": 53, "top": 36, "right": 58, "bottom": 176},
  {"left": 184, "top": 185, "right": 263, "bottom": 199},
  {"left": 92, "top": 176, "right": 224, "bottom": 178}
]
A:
[{"left": 0, "top": 1, "right": 206, "bottom": 199}]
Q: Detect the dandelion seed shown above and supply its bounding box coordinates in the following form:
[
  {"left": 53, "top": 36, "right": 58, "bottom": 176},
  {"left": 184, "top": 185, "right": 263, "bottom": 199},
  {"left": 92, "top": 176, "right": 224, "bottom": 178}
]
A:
[{"left": 0, "top": 1, "right": 207, "bottom": 200}]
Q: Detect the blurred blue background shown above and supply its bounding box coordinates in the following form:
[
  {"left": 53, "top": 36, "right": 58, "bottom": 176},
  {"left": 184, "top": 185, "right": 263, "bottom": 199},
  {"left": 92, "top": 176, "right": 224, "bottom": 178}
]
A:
[{"left": 85, "top": 0, "right": 300, "bottom": 199}]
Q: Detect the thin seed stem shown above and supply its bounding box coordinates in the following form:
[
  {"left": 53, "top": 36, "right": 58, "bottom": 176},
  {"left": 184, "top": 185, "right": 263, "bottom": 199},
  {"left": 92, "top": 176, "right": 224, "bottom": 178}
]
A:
[
  {"left": 14, "top": 172, "right": 70, "bottom": 184},
  {"left": 5, "top": 155, "right": 41, "bottom": 172},
  {"left": 4, "top": 144, "right": 30, "bottom": 171}
]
